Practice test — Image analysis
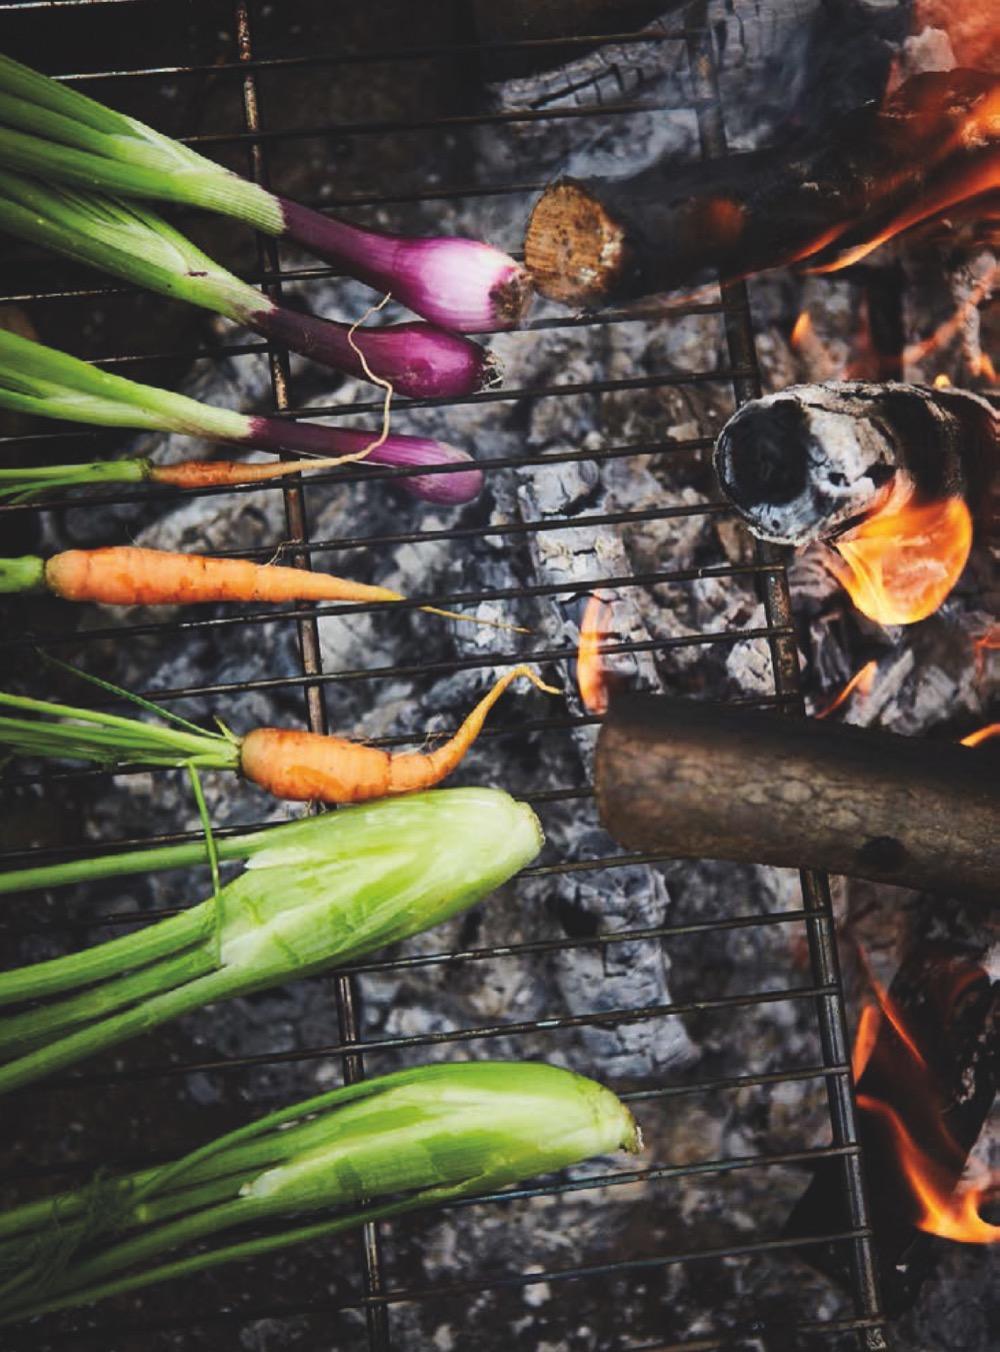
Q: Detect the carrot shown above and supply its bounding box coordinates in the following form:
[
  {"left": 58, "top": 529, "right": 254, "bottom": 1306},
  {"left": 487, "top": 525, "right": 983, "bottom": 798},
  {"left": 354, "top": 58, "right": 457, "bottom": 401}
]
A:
[
  {"left": 240, "top": 665, "right": 560, "bottom": 803},
  {"left": 43, "top": 547, "right": 404, "bottom": 608},
  {"left": 149, "top": 456, "right": 369, "bottom": 490},
  {"left": 25, "top": 546, "right": 524, "bottom": 632}
]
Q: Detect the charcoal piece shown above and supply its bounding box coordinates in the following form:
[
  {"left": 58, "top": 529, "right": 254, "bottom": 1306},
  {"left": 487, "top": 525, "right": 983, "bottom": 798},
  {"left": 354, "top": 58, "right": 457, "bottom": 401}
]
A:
[
  {"left": 785, "top": 945, "right": 999, "bottom": 1315},
  {"left": 595, "top": 694, "right": 1000, "bottom": 899},
  {"left": 712, "top": 381, "right": 998, "bottom": 545},
  {"left": 523, "top": 69, "right": 999, "bottom": 306}
]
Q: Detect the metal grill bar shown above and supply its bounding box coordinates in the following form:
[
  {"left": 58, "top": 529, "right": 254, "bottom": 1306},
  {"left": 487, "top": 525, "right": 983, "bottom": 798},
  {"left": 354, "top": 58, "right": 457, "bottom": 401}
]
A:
[
  {"left": 0, "top": 4, "right": 894, "bottom": 1348},
  {"left": 682, "top": 12, "right": 887, "bottom": 1346},
  {"left": 231, "top": 3, "right": 388, "bottom": 1344}
]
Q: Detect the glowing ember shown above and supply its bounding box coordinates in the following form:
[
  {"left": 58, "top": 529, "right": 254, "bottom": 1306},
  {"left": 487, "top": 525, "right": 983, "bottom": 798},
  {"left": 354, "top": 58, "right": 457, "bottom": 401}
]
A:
[
  {"left": 857, "top": 1095, "right": 1000, "bottom": 1244},
  {"left": 815, "top": 659, "right": 878, "bottom": 719},
  {"left": 905, "top": 263, "right": 997, "bottom": 376},
  {"left": 973, "top": 625, "right": 1000, "bottom": 677},
  {"left": 960, "top": 722, "right": 1000, "bottom": 748},
  {"left": 577, "top": 593, "right": 615, "bottom": 715},
  {"left": 825, "top": 495, "right": 973, "bottom": 625}
]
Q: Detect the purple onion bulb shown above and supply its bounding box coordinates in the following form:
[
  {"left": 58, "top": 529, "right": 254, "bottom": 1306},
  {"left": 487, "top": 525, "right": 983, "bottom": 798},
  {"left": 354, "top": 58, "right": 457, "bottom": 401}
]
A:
[
  {"left": 245, "top": 418, "right": 484, "bottom": 505},
  {"left": 248, "top": 303, "right": 499, "bottom": 399},
  {"left": 279, "top": 199, "right": 533, "bottom": 333}
]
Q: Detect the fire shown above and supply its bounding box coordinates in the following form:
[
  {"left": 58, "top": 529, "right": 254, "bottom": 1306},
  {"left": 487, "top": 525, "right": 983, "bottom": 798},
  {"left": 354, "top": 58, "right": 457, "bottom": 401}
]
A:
[
  {"left": 960, "top": 722, "right": 1000, "bottom": 747},
  {"left": 815, "top": 659, "right": 878, "bottom": 719},
  {"left": 851, "top": 957, "right": 1000, "bottom": 1245},
  {"left": 577, "top": 592, "right": 615, "bottom": 715},
  {"left": 857, "top": 1095, "right": 1000, "bottom": 1244},
  {"left": 790, "top": 311, "right": 812, "bottom": 347},
  {"left": 825, "top": 495, "right": 973, "bottom": 625},
  {"left": 933, "top": 373, "right": 952, "bottom": 388},
  {"left": 851, "top": 1003, "right": 881, "bottom": 1081},
  {"left": 808, "top": 80, "right": 1000, "bottom": 275}
]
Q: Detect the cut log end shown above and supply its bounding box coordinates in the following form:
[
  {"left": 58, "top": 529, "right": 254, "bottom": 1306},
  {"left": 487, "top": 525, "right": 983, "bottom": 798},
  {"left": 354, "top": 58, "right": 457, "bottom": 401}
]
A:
[{"left": 524, "top": 181, "right": 629, "bottom": 305}]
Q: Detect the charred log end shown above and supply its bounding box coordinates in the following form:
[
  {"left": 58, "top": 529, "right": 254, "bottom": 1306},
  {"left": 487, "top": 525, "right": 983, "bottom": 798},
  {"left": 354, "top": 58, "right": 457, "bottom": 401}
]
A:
[{"left": 524, "top": 180, "right": 629, "bottom": 305}]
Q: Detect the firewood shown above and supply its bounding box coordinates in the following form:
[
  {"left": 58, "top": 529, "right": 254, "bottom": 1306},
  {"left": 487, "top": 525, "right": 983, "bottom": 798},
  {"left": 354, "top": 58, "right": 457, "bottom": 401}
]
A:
[
  {"left": 595, "top": 695, "right": 1000, "bottom": 900},
  {"left": 523, "top": 70, "right": 999, "bottom": 306},
  {"left": 713, "top": 381, "right": 998, "bottom": 545}
]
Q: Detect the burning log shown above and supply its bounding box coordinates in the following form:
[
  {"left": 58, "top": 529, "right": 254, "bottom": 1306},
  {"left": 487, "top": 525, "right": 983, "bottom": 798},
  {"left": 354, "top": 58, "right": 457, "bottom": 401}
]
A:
[
  {"left": 594, "top": 695, "right": 1000, "bottom": 900},
  {"left": 786, "top": 945, "right": 999, "bottom": 1314},
  {"left": 713, "top": 381, "right": 998, "bottom": 546},
  {"left": 524, "top": 70, "right": 1000, "bottom": 306}
]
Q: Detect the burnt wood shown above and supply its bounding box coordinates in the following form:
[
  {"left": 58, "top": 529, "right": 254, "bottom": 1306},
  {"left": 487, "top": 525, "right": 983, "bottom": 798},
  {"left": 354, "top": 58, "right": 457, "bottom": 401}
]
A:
[
  {"left": 595, "top": 695, "right": 1000, "bottom": 899},
  {"left": 712, "top": 381, "right": 999, "bottom": 545},
  {"left": 786, "top": 945, "right": 999, "bottom": 1314},
  {"left": 524, "top": 69, "right": 999, "bottom": 306}
]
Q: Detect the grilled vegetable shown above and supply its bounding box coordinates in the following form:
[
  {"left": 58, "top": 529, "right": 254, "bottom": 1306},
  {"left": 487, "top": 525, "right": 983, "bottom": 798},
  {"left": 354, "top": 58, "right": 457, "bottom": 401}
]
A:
[
  {"left": 0, "top": 326, "right": 483, "bottom": 505},
  {"left": 0, "top": 546, "right": 505, "bottom": 629},
  {"left": 0, "top": 1061, "right": 638, "bottom": 1323},
  {"left": 0, "top": 790, "right": 543, "bottom": 1096},
  {"left": 0, "top": 169, "right": 497, "bottom": 399},
  {"left": 0, "top": 51, "right": 532, "bottom": 333},
  {"left": 0, "top": 665, "right": 559, "bottom": 802}
]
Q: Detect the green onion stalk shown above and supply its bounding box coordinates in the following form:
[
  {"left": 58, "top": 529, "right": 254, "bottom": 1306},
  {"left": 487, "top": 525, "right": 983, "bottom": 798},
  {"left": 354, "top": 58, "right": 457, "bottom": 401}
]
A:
[
  {"left": 0, "top": 788, "right": 542, "bottom": 1096},
  {"left": 0, "top": 1061, "right": 640, "bottom": 1324},
  {"left": 0, "top": 52, "right": 531, "bottom": 333},
  {"left": 0, "top": 167, "right": 497, "bottom": 399},
  {"left": 0, "top": 327, "right": 483, "bottom": 506}
]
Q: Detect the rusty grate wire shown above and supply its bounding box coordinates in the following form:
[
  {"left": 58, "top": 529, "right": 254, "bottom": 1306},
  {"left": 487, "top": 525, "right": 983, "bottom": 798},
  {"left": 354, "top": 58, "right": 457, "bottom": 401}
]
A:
[{"left": 0, "top": 2, "right": 890, "bottom": 1348}]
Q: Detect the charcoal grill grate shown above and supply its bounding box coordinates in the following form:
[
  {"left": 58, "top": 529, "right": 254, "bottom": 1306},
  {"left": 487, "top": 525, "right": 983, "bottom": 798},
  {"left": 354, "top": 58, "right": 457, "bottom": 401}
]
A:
[{"left": 0, "top": 2, "right": 891, "bottom": 1348}]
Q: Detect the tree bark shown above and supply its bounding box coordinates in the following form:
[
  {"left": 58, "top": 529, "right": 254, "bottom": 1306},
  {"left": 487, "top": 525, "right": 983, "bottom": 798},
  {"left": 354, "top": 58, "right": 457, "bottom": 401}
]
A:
[{"left": 595, "top": 694, "right": 1000, "bottom": 899}]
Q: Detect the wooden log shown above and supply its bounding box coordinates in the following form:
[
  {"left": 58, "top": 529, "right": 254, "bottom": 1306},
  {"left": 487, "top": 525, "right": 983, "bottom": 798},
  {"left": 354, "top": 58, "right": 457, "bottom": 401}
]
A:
[
  {"left": 523, "top": 69, "right": 1000, "bottom": 306},
  {"left": 713, "top": 381, "right": 998, "bottom": 545},
  {"left": 786, "top": 945, "right": 999, "bottom": 1315},
  {"left": 594, "top": 694, "right": 1000, "bottom": 899}
]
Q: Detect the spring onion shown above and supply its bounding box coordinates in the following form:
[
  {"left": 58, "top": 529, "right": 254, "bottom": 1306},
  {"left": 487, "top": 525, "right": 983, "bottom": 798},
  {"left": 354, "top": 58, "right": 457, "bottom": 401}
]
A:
[
  {"left": 0, "top": 326, "right": 482, "bottom": 505},
  {"left": 0, "top": 663, "right": 558, "bottom": 803},
  {"left": 0, "top": 169, "right": 498, "bottom": 399},
  {"left": 0, "top": 52, "right": 532, "bottom": 333},
  {"left": 0, "top": 1060, "right": 638, "bottom": 1323},
  {"left": 0, "top": 789, "right": 542, "bottom": 1096}
]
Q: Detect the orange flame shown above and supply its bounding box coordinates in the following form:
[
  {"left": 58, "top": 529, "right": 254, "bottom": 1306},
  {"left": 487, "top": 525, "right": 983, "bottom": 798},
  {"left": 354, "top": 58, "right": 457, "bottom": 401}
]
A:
[
  {"left": 807, "top": 81, "right": 1000, "bottom": 275},
  {"left": 825, "top": 496, "right": 973, "bottom": 625},
  {"left": 857, "top": 1095, "right": 1000, "bottom": 1244},
  {"left": 815, "top": 659, "right": 878, "bottom": 719},
  {"left": 960, "top": 722, "right": 1000, "bottom": 747},
  {"left": 790, "top": 311, "right": 813, "bottom": 347},
  {"left": 850, "top": 954, "right": 999, "bottom": 1245},
  {"left": 577, "top": 593, "right": 615, "bottom": 715},
  {"left": 852, "top": 1003, "right": 882, "bottom": 1081},
  {"left": 933, "top": 373, "right": 952, "bottom": 388}
]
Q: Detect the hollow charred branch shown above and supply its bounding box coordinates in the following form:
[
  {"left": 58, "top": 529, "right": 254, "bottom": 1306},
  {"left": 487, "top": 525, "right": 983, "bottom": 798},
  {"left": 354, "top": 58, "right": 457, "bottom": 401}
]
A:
[
  {"left": 713, "top": 381, "right": 998, "bottom": 546},
  {"left": 786, "top": 946, "right": 999, "bottom": 1314},
  {"left": 524, "top": 70, "right": 999, "bottom": 306},
  {"left": 595, "top": 695, "right": 1000, "bottom": 900}
]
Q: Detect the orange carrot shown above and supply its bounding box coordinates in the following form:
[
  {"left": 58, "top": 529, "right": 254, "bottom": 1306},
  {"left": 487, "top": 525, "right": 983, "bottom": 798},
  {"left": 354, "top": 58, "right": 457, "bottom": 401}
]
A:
[
  {"left": 43, "top": 547, "right": 404, "bottom": 608},
  {"left": 149, "top": 457, "right": 361, "bottom": 490},
  {"left": 239, "top": 665, "right": 559, "bottom": 803},
  {"left": 38, "top": 546, "right": 526, "bottom": 632}
]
